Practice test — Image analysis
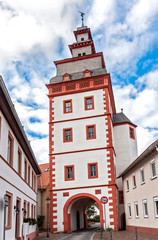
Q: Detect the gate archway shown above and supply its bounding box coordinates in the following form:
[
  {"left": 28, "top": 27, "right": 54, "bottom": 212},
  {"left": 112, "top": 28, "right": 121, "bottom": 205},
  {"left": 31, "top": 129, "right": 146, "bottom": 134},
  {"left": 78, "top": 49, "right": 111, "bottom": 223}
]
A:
[{"left": 63, "top": 193, "right": 103, "bottom": 232}]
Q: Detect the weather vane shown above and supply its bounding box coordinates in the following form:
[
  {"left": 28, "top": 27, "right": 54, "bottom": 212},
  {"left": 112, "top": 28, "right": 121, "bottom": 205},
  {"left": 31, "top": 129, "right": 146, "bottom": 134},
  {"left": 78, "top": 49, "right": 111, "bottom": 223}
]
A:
[{"left": 79, "top": 11, "right": 85, "bottom": 27}]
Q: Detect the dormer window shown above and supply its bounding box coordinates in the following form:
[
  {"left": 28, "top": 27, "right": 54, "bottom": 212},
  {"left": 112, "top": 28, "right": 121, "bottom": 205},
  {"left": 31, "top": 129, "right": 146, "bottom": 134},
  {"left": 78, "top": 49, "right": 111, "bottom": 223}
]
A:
[
  {"left": 84, "top": 69, "right": 91, "bottom": 78},
  {"left": 63, "top": 73, "right": 70, "bottom": 82},
  {"left": 81, "top": 38, "right": 84, "bottom": 41},
  {"left": 78, "top": 53, "right": 81, "bottom": 57}
]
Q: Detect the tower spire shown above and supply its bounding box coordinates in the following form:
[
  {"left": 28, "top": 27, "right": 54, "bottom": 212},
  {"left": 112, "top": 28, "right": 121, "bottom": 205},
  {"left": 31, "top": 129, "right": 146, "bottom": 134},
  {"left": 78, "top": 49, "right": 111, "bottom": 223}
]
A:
[{"left": 79, "top": 11, "right": 85, "bottom": 27}]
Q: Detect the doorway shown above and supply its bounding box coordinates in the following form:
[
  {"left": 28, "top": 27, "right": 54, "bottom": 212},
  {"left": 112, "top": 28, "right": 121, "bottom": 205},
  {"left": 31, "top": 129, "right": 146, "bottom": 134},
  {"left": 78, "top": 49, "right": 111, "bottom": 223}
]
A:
[{"left": 76, "top": 211, "right": 80, "bottom": 230}]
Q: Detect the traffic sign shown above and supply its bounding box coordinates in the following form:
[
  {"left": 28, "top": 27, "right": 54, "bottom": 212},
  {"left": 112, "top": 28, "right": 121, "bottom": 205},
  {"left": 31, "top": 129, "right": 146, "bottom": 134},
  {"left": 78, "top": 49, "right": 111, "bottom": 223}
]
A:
[
  {"left": 100, "top": 196, "right": 108, "bottom": 204},
  {"left": 4, "top": 196, "right": 9, "bottom": 207}
]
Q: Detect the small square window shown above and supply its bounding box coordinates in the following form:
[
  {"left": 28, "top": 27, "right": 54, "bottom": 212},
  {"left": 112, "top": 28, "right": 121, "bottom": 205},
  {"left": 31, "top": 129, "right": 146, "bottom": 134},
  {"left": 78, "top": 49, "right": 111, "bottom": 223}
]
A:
[
  {"left": 63, "top": 128, "right": 73, "bottom": 142},
  {"left": 142, "top": 199, "right": 148, "bottom": 217},
  {"left": 140, "top": 167, "right": 145, "bottom": 184},
  {"left": 65, "top": 166, "right": 74, "bottom": 181},
  {"left": 63, "top": 100, "right": 72, "bottom": 113},
  {"left": 129, "top": 127, "right": 135, "bottom": 139},
  {"left": 86, "top": 125, "right": 96, "bottom": 140},
  {"left": 88, "top": 163, "right": 98, "bottom": 178},
  {"left": 85, "top": 96, "right": 94, "bottom": 110},
  {"left": 132, "top": 174, "right": 136, "bottom": 188},
  {"left": 126, "top": 178, "right": 129, "bottom": 191},
  {"left": 150, "top": 159, "right": 157, "bottom": 179},
  {"left": 81, "top": 38, "right": 84, "bottom": 41},
  {"left": 128, "top": 203, "right": 132, "bottom": 218},
  {"left": 153, "top": 196, "right": 158, "bottom": 218},
  {"left": 78, "top": 53, "right": 81, "bottom": 57},
  {"left": 134, "top": 201, "right": 139, "bottom": 218}
]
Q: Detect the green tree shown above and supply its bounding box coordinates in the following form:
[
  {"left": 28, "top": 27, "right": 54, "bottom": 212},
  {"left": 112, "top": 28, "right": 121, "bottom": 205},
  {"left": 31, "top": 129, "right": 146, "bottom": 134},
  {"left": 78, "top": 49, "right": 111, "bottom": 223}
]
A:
[{"left": 87, "top": 204, "right": 96, "bottom": 218}]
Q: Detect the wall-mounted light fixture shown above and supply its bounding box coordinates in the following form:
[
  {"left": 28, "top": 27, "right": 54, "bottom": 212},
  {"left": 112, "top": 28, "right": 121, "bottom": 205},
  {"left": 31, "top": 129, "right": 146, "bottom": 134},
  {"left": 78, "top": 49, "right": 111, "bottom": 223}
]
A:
[
  {"left": 14, "top": 206, "right": 20, "bottom": 215},
  {"left": 22, "top": 208, "right": 27, "bottom": 216}
]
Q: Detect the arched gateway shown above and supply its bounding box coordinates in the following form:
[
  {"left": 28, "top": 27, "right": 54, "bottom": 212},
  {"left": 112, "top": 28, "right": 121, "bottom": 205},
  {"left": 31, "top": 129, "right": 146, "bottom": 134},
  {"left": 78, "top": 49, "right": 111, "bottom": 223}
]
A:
[{"left": 63, "top": 193, "right": 103, "bottom": 232}]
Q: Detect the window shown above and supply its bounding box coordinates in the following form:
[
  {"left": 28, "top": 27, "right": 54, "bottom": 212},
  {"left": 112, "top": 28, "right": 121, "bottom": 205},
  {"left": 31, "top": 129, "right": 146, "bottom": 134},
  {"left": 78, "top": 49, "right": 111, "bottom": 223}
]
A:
[
  {"left": 63, "top": 128, "right": 73, "bottom": 142},
  {"left": 119, "top": 191, "right": 124, "bottom": 204},
  {"left": 65, "top": 165, "right": 74, "bottom": 181},
  {"left": 5, "top": 192, "right": 13, "bottom": 229},
  {"left": 28, "top": 165, "right": 30, "bottom": 185},
  {"left": 81, "top": 37, "right": 84, "bottom": 41},
  {"left": 24, "top": 159, "right": 27, "bottom": 182},
  {"left": 150, "top": 159, "right": 157, "bottom": 179},
  {"left": 78, "top": 53, "right": 81, "bottom": 57},
  {"left": 84, "top": 96, "right": 94, "bottom": 110},
  {"left": 18, "top": 148, "right": 22, "bottom": 176},
  {"left": 129, "top": 127, "right": 135, "bottom": 139},
  {"left": 153, "top": 196, "right": 158, "bottom": 218},
  {"left": 34, "top": 175, "right": 36, "bottom": 191},
  {"left": 86, "top": 125, "right": 96, "bottom": 140},
  {"left": 142, "top": 199, "right": 148, "bottom": 217},
  {"left": 132, "top": 174, "right": 136, "bottom": 188},
  {"left": 63, "top": 100, "right": 72, "bottom": 113},
  {"left": 27, "top": 202, "right": 30, "bottom": 218},
  {"left": 134, "top": 202, "right": 139, "bottom": 218},
  {"left": 31, "top": 204, "right": 33, "bottom": 218},
  {"left": 126, "top": 178, "right": 129, "bottom": 191},
  {"left": 127, "top": 203, "right": 132, "bottom": 218},
  {"left": 88, "top": 163, "right": 98, "bottom": 179},
  {"left": 83, "top": 52, "right": 86, "bottom": 56},
  {"left": 7, "top": 132, "right": 14, "bottom": 166},
  {"left": 32, "top": 171, "right": 34, "bottom": 189},
  {"left": 140, "top": 167, "right": 145, "bottom": 184}
]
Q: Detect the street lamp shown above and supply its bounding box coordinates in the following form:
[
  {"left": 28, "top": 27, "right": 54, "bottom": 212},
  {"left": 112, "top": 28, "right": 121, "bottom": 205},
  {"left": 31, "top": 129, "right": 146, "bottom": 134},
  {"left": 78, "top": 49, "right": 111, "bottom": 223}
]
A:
[{"left": 45, "top": 197, "right": 50, "bottom": 238}]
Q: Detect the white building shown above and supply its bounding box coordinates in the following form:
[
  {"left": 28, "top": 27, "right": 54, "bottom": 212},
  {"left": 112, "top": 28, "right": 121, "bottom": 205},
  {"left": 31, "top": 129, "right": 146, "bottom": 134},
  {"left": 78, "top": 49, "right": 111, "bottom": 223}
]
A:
[
  {"left": 0, "top": 76, "right": 41, "bottom": 240},
  {"left": 47, "top": 25, "right": 138, "bottom": 233},
  {"left": 119, "top": 139, "right": 158, "bottom": 235}
]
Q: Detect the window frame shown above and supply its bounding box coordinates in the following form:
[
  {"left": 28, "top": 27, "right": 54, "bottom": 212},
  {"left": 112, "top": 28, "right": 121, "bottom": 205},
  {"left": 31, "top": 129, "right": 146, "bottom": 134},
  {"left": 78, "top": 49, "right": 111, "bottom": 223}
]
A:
[
  {"left": 64, "top": 165, "right": 75, "bottom": 181},
  {"left": 127, "top": 203, "right": 132, "bottom": 218},
  {"left": 18, "top": 148, "right": 22, "bottom": 176},
  {"left": 24, "top": 159, "right": 27, "bottom": 182},
  {"left": 134, "top": 201, "right": 139, "bottom": 218},
  {"left": 7, "top": 132, "right": 14, "bottom": 167},
  {"left": 150, "top": 159, "right": 157, "bottom": 179},
  {"left": 63, "top": 99, "right": 72, "bottom": 114},
  {"left": 142, "top": 199, "right": 149, "bottom": 218},
  {"left": 84, "top": 96, "right": 94, "bottom": 111},
  {"left": 132, "top": 173, "right": 136, "bottom": 188},
  {"left": 28, "top": 165, "right": 30, "bottom": 186},
  {"left": 129, "top": 127, "right": 135, "bottom": 140},
  {"left": 86, "top": 125, "right": 96, "bottom": 140},
  {"left": 126, "top": 178, "right": 129, "bottom": 192},
  {"left": 88, "top": 163, "right": 98, "bottom": 179},
  {"left": 153, "top": 196, "right": 158, "bottom": 218},
  {"left": 5, "top": 192, "right": 13, "bottom": 229},
  {"left": 140, "top": 167, "right": 145, "bottom": 184},
  {"left": 63, "top": 128, "right": 73, "bottom": 143}
]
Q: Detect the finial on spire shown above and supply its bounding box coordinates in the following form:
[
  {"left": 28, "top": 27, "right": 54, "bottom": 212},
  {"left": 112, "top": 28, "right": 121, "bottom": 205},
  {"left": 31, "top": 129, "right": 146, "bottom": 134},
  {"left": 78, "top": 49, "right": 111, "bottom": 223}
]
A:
[{"left": 79, "top": 11, "right": 85, "bottom": 27}]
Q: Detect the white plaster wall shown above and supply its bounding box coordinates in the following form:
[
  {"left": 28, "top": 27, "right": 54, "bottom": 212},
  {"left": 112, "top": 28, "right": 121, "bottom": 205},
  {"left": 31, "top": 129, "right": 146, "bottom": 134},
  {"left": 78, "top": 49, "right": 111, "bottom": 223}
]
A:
[
  {"left": 54, "top": 116, "right": 108, "bottom": 154},
  {"left": 56, "top": 57, "right": 102, "bottom": 75},
  {"left": 72, "top": 46, "right": 92, "bottom": 57},
  {"left": 77, "top": 33, "right": 89, "bottom": 42},
  {"left": 114, "top": 124, "right": 138, "bottom": 177},
  {"left": 123, "top": 151, "right": 158, "bottom": 228},
  {"left": 0, "top": 111, "right": 37, "bottom": 240},
  {"left": 54, "top": 149, "right": 109, "bottom": 189},
  {"left": 53, "top": 89, "right": 105, "bottom": 122}
]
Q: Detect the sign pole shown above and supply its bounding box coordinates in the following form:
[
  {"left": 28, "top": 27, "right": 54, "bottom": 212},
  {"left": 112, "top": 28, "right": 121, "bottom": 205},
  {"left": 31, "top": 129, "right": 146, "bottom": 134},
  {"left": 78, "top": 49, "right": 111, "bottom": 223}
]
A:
[{"left": 104, "top": 204, "right": 107, "bottom": 240}]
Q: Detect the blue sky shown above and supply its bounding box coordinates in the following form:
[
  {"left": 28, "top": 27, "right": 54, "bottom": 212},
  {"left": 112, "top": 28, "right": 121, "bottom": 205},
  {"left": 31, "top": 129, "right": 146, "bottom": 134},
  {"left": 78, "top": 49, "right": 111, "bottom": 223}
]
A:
[{"left": 0, "top": 0, "right": 158, "bottom": 163}]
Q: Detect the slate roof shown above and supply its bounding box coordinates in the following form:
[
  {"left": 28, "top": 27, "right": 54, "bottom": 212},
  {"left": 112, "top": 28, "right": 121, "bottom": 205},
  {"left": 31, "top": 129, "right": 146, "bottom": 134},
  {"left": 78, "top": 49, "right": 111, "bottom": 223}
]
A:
[
  {"left": 113, "top": 112, "right": 136, "bottom": 127},
  {"left": 118, "top": 139, "right": 158, "bottom": 178},
  {"left": 50, "top": 68, "right": 107, "bottom": 84}
]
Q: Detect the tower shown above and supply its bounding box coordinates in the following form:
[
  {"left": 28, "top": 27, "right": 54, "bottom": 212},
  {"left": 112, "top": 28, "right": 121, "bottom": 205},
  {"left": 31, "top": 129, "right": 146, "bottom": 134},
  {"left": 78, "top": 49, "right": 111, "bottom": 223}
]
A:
[{"left": 47, "top": 24, "right": 137, "bottom": 232}]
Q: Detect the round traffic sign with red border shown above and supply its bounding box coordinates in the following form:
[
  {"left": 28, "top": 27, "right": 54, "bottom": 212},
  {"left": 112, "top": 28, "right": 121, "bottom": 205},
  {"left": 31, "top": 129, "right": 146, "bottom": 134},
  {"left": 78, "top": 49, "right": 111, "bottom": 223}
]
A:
[{"left": 100, "top": 196, "right": 108, "bottom": 204}]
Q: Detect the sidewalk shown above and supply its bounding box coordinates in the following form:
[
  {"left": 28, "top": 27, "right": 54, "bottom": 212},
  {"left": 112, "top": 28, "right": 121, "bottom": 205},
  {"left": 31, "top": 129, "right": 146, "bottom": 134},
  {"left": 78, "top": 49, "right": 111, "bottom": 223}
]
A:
[{"left": 93, "top": 230, "right": 158, "bottom": 240}]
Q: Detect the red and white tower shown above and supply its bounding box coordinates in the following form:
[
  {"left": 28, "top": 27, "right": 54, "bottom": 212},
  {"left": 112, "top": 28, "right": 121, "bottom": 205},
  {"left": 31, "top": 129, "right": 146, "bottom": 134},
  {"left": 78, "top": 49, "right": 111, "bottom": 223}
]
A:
[{"left": 47, "top": 24, "right": 138, "bottom": 233}]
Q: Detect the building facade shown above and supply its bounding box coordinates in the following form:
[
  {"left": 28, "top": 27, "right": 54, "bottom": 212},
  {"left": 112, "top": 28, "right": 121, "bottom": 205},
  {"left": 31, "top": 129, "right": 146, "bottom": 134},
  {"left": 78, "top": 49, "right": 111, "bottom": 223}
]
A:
[
  {"left": 47, "top": 25, "right": 138, "bottom": 233},
  {"left": 0, "top": 76, "right": 41, "bottom": 240},
  {"left": 37, "top": 163, "right": 50, "bottom": 229},
  {"left": 119, "top": 139, "right": 158, "bottom": 235}
]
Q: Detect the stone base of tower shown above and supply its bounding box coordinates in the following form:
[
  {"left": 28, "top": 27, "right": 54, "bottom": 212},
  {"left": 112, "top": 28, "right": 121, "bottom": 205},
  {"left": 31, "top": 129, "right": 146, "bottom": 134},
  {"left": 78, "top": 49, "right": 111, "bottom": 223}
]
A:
[{"left": 50, "top": 187, "right": 118, "bottom": 233}]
